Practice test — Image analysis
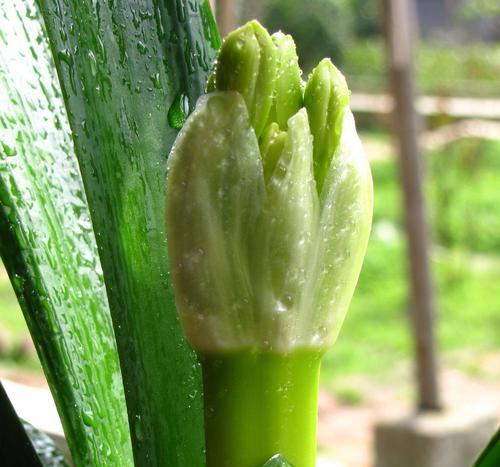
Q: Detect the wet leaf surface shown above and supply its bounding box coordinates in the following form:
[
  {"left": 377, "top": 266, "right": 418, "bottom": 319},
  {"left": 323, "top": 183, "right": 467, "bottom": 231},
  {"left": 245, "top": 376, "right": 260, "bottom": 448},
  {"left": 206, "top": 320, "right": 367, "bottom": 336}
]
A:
[
  {"left": 0, "top": 2, "right": 132, "bottom": 465},
  {"left": 36, "top": 0, "right": 220, "bottom": 465}
]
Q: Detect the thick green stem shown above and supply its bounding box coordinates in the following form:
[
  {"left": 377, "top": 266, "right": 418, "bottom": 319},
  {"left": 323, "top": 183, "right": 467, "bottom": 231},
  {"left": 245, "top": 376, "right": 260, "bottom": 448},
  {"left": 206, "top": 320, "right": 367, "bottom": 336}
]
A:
[{"left": 200, "top": 349, "right": 322, "bottom": 467}]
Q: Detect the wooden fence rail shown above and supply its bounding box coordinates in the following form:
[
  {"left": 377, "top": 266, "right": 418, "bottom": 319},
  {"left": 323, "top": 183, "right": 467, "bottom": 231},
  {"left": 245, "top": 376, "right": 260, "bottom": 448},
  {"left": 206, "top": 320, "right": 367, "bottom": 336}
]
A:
[{"left": 351, "top": 93, "right": 500, "bottom": 120}]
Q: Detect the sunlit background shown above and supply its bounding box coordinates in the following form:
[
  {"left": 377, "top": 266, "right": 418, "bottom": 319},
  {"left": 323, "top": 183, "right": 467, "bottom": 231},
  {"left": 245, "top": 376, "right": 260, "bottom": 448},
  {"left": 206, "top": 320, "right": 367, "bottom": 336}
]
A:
[{"left": 1, "top": 1, "right": 499, "bottom": 466}]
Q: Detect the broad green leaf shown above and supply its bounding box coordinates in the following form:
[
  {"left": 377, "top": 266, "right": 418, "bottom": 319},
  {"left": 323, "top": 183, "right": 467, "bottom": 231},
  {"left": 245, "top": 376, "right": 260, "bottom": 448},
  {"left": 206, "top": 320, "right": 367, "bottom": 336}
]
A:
[
  {"left": 0, "top": 2, "right": 132, "bottom": 466},
  {"left": 36, "top": 0, "right": 220, "bottom": 465},
  {"left": 474, "top": 427, "right": 500, "bottom": 467},
  {"left": 22, "top": 421, "right": 69, "bottom": 467}
]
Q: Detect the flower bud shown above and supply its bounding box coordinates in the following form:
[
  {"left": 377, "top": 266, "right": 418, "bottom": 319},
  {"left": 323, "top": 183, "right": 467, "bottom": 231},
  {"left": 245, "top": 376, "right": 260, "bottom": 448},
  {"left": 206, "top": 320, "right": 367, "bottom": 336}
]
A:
[
  {"left": 167, "top": 22, "right": 372, "bottom": 354},
  {"left": 304, "top": 58, "right": 349, "bottom": 194},
  {"left": 214, "top": 21, "right": 276, "bottom": 138},
  {"left": 268, "top": 32, "right": 303, "bottom": 130},
  {"left": 254, "top": 109, "right": 319, "bottom": 348}
]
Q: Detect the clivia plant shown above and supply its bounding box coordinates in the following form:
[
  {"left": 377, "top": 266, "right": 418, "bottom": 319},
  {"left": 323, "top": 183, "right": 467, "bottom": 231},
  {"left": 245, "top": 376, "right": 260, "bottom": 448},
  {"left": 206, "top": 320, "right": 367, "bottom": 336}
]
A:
[
  {"left": 0, "top": 2, "right": 372, "bottom": 467},
  {"left": 167, "top": 20, "right": 372, "bottom": 467}
]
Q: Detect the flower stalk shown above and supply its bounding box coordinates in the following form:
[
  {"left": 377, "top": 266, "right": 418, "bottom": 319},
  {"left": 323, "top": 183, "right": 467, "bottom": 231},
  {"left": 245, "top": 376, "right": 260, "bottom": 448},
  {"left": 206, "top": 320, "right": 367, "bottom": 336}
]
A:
[
  {"left": 201, "top": 351, "right": 321, "bottom": 467},
  {"left": 166, "top": 20, "right": 373, "bottom": 467}
]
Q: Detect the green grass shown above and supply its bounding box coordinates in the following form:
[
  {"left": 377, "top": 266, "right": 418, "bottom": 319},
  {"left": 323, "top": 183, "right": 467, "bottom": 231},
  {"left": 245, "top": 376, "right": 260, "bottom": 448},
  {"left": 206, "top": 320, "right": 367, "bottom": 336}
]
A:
[
  {"left": 429, "top": 139, "right": 500, "bottom": 252},
  {"left": 342, "top": 40, "right": 500, "bottom": 97},
  {"left": 333, "top": 386, "right": 365, "bottom": 406}
]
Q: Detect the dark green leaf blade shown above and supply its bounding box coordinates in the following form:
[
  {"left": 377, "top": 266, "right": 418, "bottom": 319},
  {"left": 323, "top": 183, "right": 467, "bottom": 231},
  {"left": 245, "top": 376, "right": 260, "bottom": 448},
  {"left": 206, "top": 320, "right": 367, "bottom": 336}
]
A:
[
  {"left": 37, "top": 1, "right": 219, "bottom": 465},
  {"left": 0, "top": 381, "right": 43, "bottom": 467},
  {"left": 474, "top": 427, "right": 500, "bottom": 467},
  {"left": 22, "top": 421, "right": 69, "bottom": 467},
  {"left": 0, "top": 2, "right": 132, "bottom": 466}
]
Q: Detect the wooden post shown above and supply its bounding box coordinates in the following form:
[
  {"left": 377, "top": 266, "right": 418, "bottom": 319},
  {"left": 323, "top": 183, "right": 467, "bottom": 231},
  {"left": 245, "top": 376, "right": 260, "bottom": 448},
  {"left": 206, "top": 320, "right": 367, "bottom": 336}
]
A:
[
  {"left": 216, "top": 0, "right": 237, "bottom": 37},
  {"left": 383, "top": 0, "right": 441, "bottom": 411}
]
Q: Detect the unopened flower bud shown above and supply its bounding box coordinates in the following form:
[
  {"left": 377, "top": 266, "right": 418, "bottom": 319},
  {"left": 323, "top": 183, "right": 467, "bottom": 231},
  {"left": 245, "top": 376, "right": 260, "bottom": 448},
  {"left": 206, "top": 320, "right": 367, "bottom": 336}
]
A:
[
  {"left": 304, "top": 58, "right": 349, "bottom": 193},
  {"left": 214, "top": 21, "right": 276, "bottom": 138}
]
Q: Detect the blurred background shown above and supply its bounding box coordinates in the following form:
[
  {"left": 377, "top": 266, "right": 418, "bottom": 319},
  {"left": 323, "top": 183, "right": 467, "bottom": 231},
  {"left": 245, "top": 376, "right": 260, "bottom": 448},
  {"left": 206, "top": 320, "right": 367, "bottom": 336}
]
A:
[{"left": 1, "top": 0, "right": 499, "bottom": 466}]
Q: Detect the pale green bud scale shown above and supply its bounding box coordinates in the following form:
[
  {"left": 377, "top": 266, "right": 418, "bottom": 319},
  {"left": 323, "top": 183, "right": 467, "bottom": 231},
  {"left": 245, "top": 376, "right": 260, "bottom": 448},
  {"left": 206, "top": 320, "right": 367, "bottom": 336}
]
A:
[
  {"left": 166, "top": 92, "right": 265, "bottom": 352},
  {"left": 298, "top": 109, "right": 373, "bottom": 347},
  {"left": 254, "top": 109, "right": 319, "bottom": 349},
  {"left": 269, "top": 32, "right": 303, "bottom": 130},
  {"left": 260, "top": 122, "right": 287, "bottom": 183}
]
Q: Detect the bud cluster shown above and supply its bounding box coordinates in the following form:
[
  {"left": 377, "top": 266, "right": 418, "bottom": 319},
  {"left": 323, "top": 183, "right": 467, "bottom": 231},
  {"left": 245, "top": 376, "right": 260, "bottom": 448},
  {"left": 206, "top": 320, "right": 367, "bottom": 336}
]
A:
[{"left": 166, "top": 21, "right": 373, "bottom": 354}]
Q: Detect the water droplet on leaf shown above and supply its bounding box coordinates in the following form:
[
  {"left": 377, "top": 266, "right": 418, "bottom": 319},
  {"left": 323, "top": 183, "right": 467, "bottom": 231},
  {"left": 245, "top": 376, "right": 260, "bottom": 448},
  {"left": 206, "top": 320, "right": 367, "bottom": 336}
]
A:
[
  {"left": 167, "top": 93, "right": 189, "bottom": 129},
  {"left": 134, "top": 414, "right": 144, "bottom": 441}
]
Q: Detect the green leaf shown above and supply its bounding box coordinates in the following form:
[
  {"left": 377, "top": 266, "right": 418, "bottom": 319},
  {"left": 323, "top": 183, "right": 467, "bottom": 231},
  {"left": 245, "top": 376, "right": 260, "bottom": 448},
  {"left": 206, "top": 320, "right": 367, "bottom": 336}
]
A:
[
  {"left": 1, "top": 381, "right": 69, "bottom": 466},
  {"left": 474, "top": 427, "right": 500, "bottom": 467},
  {"left": 36, "top": 0, "right": 220, "bottom": 465},
  {"left": 22, "top": 421, "right": 69, "bottom": 467},
  {"left": 262, "top": 454, "right": 295, "bottom": 466},
  {"left": 0, "top": 2, "right": 132, "bottom": 466},
  {"left": 0, "top": 381, "right": 43, "bottom": 467}
]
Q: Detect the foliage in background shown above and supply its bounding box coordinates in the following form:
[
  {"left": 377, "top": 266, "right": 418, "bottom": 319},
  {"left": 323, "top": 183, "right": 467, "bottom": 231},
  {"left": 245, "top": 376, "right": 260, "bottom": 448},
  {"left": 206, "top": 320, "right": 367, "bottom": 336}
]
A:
[
  {"left": 253, "top": 0, "right": 499, "bottom": 96},
  {"left": 259, "top": 0, "right": 380, "bottom": 71},
  {"left": 350, "top": 0, "right": 380, "bottom": 38},
  {"left": 429, "top": 139, "right": 500, "bottom": 252},
  {"left": 342, "top": 40, "right": 500, "bottom": 97},
  {"left": 261, "top": 0, "right": 354, "bottom": 70},
  {"left": 459, "top": 0, "right": 500, "bottom": 19},
  {"left": 365, "top": 136, "right": 500, "bottom": 253},
  {"left": 322, "top": 138, "right": 500, "bottom": 379}
]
